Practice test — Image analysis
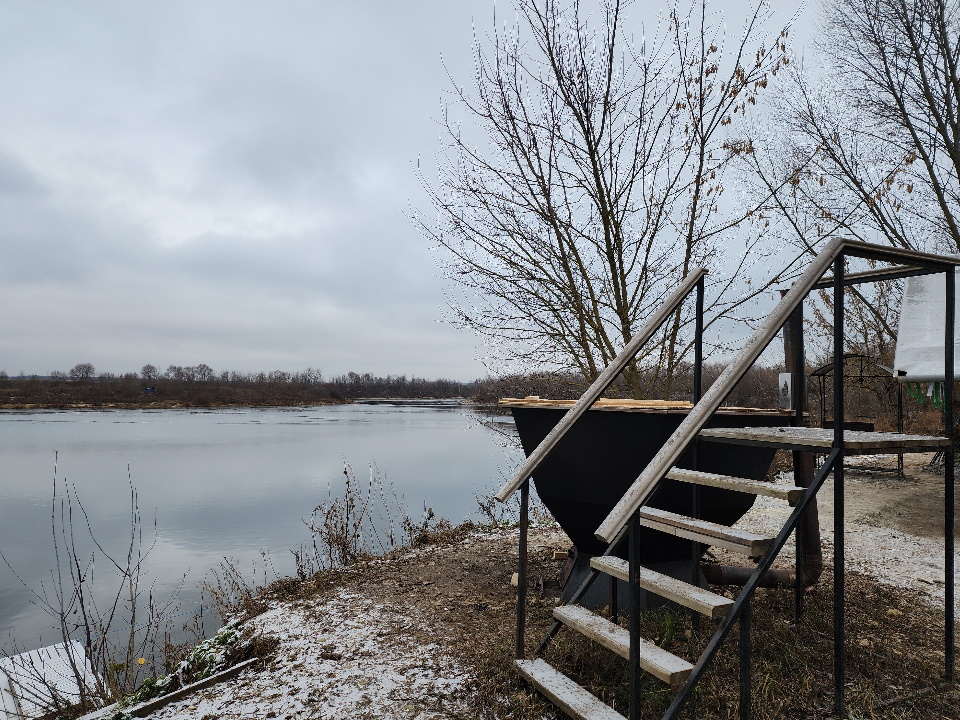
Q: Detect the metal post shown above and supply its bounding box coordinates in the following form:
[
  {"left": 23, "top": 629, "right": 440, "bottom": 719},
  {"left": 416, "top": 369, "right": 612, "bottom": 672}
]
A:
[
  {"left": 833, "top": 256, "right": 846, "bottom": 718},
  {"left": 897, "top": 381, "right": 905, "bottom": 475},
  {"left": 611, "top": 575, "right": 619, "bottom": 623},
  {"left": 694, "top": 276, "right": 704, "bottom": 403},
  {"left": 783, "top": 289, "right": 808, "bottom": 622},
  {"left": 945, "top": 267, "right": 955, "bottom": 681},
  {"left": 516, "top": 480, "right": 529, "bottom": 659},
  {"left": 629, "top": 512, "right": 641, "bottom": 720},
  {"left": 691, "top": 277, "right": 705, "bottom": 630},
  {"left": 740, "top": 598, "right": 752, "bottom": 720}
]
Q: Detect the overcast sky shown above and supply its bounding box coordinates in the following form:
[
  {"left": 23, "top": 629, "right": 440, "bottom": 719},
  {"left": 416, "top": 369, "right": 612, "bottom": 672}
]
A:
[{"left": 0, "top": 1, "right": 812, "bottom": 381}]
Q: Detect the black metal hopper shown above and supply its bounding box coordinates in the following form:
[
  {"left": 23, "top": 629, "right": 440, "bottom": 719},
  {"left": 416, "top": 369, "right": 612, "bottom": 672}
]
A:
[{"left": 504, "top": 399, "right": 791, "bottom": 604}]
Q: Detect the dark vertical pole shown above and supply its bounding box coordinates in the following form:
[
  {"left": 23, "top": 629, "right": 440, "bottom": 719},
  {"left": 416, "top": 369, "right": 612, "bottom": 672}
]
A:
[
  {"left": 833, "top": 256, "right": 846, "bottom": 718},
  {"left": 945, "top": 267, "right": 955, "bottom": 681},
  {"left": 611, "top": 575, "right": 619, "bottom": 623},
  {"left": 694, "top": 276, "right": 704, "bottom": 403},
  {"left": 691, "top": 277, "right": 705, "bottom": 629},
  {"left": 783, "top": 289, "right": 808, "bottom": 622},
  {"left": 739, "top": 597, "right": 752, "bottom": 720},
  {"left": 897, "top": 380, "right": 904, "bottom": 476},
  {"left": 516, "top": 480, "right": 529, "bottom": 659},
  {"left": 629, "top": 512, "right": 641, "bottom": 720}
]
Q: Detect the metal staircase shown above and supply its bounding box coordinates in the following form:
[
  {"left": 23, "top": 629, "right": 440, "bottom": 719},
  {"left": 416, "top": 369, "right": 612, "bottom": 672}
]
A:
[{"left": 496, "top": 239, "right": 957, "bottom": 719}]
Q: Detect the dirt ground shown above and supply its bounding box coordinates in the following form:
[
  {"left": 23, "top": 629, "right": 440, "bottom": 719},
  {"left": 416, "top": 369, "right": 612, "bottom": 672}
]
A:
[
  {"left": 140, "top": 456, "right": 959, "bottom": 720},
  {"left": 823, "top": 453, "right": 951, "bottom": 540}
]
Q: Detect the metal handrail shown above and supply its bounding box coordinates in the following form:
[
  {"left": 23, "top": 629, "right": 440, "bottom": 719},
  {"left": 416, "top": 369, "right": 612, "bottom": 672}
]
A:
[
  {"left": 494, "top": 267, "right": 708, "bottom": 503},
  {"left": 595, "top": 237, "right": 960, "bottom": 542}
]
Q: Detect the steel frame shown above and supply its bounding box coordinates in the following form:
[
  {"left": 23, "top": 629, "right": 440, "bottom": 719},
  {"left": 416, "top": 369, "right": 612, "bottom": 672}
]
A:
[{"left": 507, "top": 241, "right": 957, "bottom": 719}]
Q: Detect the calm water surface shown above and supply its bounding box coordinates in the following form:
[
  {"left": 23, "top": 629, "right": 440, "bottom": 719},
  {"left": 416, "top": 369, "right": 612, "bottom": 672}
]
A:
[{"left": 0, "top": 402, "right": 519, "bottom": 652}]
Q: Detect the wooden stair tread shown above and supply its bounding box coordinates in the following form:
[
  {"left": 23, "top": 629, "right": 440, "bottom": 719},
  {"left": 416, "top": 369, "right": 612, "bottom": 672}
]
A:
[
  {"left": 515, "top": 658, "right": 625, "bottom": 720},
  {"left": 590, "top": 557, "right": 734, "bottom": 618},
  {"left": 698, "top": 426, "right": 949, "bottom": 453},
  {"left": 637, "top": 507, "right": 772, "bottom": 555},
  {"left": 666, "top": 467, "right": 803, "bottom": 503},
  {"left": 552, "top": 605, "right": 693, "bottom": 688}
]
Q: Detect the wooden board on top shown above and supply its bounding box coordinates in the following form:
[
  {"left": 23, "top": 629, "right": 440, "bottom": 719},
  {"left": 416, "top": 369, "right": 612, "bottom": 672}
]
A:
[{"left": 498, "top": 397, "right": 794, "bottom": 415}]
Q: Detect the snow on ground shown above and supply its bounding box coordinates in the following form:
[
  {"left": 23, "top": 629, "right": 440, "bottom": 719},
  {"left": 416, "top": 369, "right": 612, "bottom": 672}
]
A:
[
  {"left": 136, "top": 468, "right": 956, "bottom": 719},
  {"left": 733, "top": 485, "right": 959, "bottom": 615},
  {"left": 146, "top": 589, "right": 468, "bottom": 720}
]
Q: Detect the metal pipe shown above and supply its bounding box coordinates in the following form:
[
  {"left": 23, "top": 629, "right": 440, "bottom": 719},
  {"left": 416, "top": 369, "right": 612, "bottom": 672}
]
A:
[
  {"left": 610, "top": 574, "right": 618, "bottom": 623},
  {"left": 691, "top": 277, "right": 704, "bottom": 628},
  {"left": 945, "top": 267, "right": 955, "bottom": 681},
  {"left": 700, "top": 489, "right": 823, "bottom": 588},
  {"left": 628, "top": 513, "right": 641, "bottom": 720},
  {"left": 833, "top": 254, "right": 846, "bottom": 719},
  {"left": 516, "top": 480, "right": 529, "bottom": 659},
  {"left": 898, "top": 381, "right": 904, "bottom": 476},
  {"left": 740, "top": 598, "right": 751, "bottom": 720}
]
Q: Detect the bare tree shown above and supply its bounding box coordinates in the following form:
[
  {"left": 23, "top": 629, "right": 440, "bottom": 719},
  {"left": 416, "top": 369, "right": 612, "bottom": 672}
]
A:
[
  {"left": 417, "top": 0, "right": 799, "bottom": 398},
  {"left": 69, "top": 363, "right": 95, "bottom": 381},
  {"left": 742, "top": 0, "right": 960, "bottom": 356}
]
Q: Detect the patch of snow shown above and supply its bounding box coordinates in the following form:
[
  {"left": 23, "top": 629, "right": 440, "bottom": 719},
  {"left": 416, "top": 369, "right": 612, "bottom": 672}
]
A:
[
  {"left": 146, "top": 589, "right": 468, "bottom": 720},
  {"left": 735, "top": 495, "right": 959, "bottom": 615}
]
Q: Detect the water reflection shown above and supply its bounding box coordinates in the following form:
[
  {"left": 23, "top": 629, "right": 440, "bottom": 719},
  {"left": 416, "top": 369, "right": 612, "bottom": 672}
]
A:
[{"left": 0, "top": 403, "right": 519, "bottom": 652}]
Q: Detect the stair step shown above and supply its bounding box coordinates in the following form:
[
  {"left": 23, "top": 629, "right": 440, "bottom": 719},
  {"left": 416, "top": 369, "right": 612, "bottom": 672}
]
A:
[
  {"left": 698, "top": 425, "right": 949, "bottom": 453},
  {"left": 637, "top": 507, "right": 772, "bottom": 555},
  {"left": 590, "top": 557, "right": 734, "bottom": 618},
  {"left": 666, "top": 467, "right": 803, "bottom": 503},
  {"left": 515, "top": 658, "right": 625, "bottom": 720},
  {"left": 552, "top": 605, "right": 693, "bottom": 689}
]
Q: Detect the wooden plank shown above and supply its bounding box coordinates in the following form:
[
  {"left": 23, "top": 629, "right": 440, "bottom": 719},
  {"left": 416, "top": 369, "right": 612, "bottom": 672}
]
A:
[
  {"left": 497, "top": 398, "right": 793, "bottom": 416},
  {"left": 515, "top": 658, "right": 626, "bottom": 720},
  {"left": 552, "top": 606, "right": 693, "bottom": 688},
  {"left": 594, "top": 237, "right": 849, "bottom": 543},
  {"left": 590, "top": 557, "right": 734, "bottom": 618},
  {"left": 77, "top": 658, "right": 260, "bottom": 720},
  {"left": 594, "top": 239, "right": 959, "bottom": 543},
  {"left": 665, "top": 468, "right": 803, "bottom": 503},
  {"left": 637, "top": 508, "right": 772, "bottom": 555},
  {"left": 698, "top": 426, "right": 949, "bottom": 453}
]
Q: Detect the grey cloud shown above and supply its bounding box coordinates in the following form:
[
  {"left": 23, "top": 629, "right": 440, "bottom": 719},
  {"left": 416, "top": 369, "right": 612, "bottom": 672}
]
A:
[{"left": 0, "top": 150, "right": 46, "bottom": 198}]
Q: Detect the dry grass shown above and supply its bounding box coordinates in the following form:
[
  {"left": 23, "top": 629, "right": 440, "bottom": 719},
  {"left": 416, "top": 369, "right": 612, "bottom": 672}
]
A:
[
  {"left": 322, "top": 523, "right": 959, "bottom": 720},
  {"left": 199, "top": 506, "right": 958, "bottom": 719},
  {"left": 453, "top": 559, "right": 959, "bottom": 719}
]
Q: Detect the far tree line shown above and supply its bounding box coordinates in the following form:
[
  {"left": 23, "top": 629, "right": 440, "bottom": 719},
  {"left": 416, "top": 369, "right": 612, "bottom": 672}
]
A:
[
  {"left": 0, "top": 364, "right": 477, "bottom": 407},
  {"left": 0, "top": 361, "right": 937, "bottom": 436}
]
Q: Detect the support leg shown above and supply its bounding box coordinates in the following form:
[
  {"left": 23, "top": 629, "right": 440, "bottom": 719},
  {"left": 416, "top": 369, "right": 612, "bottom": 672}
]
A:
[
  {"left": 516, "top": 480, "right": 529, "bottom": 659},
  {"left": 629, "top": 513, "right": 641, "bottom": 720},
  {"left": 740, "top": 598, "right": 751, "bottom": 720}
]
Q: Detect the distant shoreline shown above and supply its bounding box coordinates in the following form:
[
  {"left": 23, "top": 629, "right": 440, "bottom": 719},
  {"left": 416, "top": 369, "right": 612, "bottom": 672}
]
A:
[
  {"left": 0, "top": 397, "right": 483, "bottom": 411},
  {"left": 0, "top": 399, "right": 351, "bottom": 411},
  {"left": 0, "top": 373, "right": 479, "bottom": 410}
]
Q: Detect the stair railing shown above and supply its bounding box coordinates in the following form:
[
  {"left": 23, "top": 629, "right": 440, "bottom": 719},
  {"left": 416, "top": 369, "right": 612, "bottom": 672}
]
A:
[
  {"left": 494, "top": 267, "right": 708, "bottom": 503},
  {"left": 499, "top": 266, "right": 708, "bottom": 659},
  {"left": 594, "top": 240, "right": 957, "bottom": 720},
  {"left": 498, "top": 237, "right": 958, "bottom": 719},
  {"left": 596, "top": 238, "right": 960, "bottom": 544}
]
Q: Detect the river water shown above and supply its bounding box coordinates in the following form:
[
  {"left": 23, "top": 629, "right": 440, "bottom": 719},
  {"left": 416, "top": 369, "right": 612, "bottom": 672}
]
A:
[{"left": 0, "top": 401, "right": 520, "bottom": 653}]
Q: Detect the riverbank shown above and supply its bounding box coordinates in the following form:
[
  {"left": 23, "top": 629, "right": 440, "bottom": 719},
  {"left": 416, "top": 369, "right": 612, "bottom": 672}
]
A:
[
  {"left": 120, "top": 494, "right": 957, "bottom": 720},
  {"left": 0, "top": 378, "right": 347, "bottom": 410},
  {"left": 0, "top": 399, "right": 350, "bottom": 410},
  {"left": 0, "top": 372, "right": 480, "bottom": 410}
]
